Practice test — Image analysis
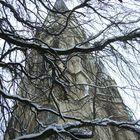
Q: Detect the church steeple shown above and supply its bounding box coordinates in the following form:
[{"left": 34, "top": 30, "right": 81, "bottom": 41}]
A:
[
  {"left": 53, "top": 0, "right": 68, "bottom": 12},
  {"left": 40, "top": 0, "right": 86, "bottom": 49},
  {"left": 4, "top": 0, "right": 139, "bottom": 140}
]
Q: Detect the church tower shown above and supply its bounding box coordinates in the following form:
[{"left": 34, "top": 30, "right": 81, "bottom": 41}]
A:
[{"left": 4, "top": 0, "right": 138, "bottom": 140}]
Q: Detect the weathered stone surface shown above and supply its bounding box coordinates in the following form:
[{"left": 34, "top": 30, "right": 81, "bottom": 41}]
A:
[{"left": 4, "top": 0, "right": 138, "bottom": 140}]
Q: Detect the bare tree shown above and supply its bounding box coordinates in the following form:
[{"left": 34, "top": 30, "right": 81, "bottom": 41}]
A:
[{"left": 0, "top": 0, "right": 140, "bottom": 140}]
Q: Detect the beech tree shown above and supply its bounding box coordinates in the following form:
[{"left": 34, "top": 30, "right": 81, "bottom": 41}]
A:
[{"left": 0, "top": 0, "right": 140, "bottom": 139}]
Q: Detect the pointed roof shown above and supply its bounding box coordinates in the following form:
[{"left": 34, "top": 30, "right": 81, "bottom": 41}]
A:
[{"left": 53, "top": 0, "right": 68, "bottom": 12}]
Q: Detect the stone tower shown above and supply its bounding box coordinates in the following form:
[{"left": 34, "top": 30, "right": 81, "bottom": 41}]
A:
[{"left": 4, "top": 0, "right": 138, "bottom": 140}]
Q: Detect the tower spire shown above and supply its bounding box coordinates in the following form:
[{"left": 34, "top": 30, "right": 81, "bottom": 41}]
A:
[{"left": 53, "top": 0, "right": 68, "bottom": 11}]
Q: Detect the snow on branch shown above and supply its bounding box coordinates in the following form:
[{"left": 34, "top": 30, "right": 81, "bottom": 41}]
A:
[
  {"left": 0, "top": 87, "right": 60, "bottom": 116},
  {"left": 14, "top": 118, "right": 140, "bottom": 140},
  {"left": 0, "top": 29, "right": 140, "bottom": 56},
  {"left": 1, "top": 86, "right": 139, "bottom": 140}
]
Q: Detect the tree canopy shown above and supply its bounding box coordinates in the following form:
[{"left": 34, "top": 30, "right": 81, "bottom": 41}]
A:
[{"left": 0, "top": 0, "right": 140, "bottom": 139}]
